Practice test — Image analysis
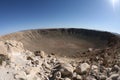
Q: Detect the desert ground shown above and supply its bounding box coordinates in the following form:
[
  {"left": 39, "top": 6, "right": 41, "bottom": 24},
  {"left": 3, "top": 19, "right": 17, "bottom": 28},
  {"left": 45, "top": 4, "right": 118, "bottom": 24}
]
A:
[{"left": 0, "top": 28, "right": 120, "bottom": 80}]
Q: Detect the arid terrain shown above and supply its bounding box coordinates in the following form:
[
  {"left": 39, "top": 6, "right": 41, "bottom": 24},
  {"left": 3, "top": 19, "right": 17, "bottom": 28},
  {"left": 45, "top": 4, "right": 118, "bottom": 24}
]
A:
[
  {"left": 0, "top": 28, "right": 120, "bottom": 80},
  {"left": 0, "top": 28, "right": 118, "bottom": 57}
]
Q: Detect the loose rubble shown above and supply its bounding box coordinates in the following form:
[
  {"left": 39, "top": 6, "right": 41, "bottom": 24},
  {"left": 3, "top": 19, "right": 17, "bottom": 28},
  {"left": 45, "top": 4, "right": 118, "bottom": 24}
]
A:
[{"left": 0, "top": 40, "right": 120, "bottom": 80}]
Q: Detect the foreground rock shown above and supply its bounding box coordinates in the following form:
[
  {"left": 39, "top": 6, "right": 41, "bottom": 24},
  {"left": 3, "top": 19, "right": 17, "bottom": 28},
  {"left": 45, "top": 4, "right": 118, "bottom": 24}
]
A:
[{"left": 0, "top": 40, "right": 120, "bottom": 80}]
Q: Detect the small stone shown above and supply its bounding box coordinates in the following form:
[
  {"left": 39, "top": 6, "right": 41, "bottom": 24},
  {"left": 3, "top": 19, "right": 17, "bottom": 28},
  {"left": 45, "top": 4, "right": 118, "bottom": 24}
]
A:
[
  {"left": 111, "top": 65, "right": 120, "bottom": 73},
  {"left": 86, "top": 76, "right": 96, "bottom": 80},
  {"left": 107, "top": 74, "right": 119, "bottom": 80},
  {"left": 76, "top": 63, "right": 90, "bottom": 74},
  {"left": 64, "top": 77, "right": 71, "bottom": 80},
  {"left": 54, "top": 71, "right": 61, "bottom": 79},
  {"left": 92, "top": 65, "right": 98, "bottom": 73},
  {"left": 117, "top": 76, "right": 120, "bottom": 80},
  {"left": 72, "top": 72, "right": 77, "bottom": 78},
  {"left": 76, "top": 74, "right": 82, "bottom": 80},
  {"left": 88, "top": 48, "right": 93, "bottom": 52},
  {"left": 40, "top": 51, "right": 46, "bottom": 58},
  {"left": 100, "top": 75, "right": 107, "bottom": 80}
]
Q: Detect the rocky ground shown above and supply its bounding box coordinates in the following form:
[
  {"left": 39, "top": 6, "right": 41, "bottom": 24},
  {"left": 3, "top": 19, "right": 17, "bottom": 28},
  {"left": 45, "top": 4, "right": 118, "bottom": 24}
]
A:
[{"left": 0, "top": 40, "right": 120, "bottom": 80}]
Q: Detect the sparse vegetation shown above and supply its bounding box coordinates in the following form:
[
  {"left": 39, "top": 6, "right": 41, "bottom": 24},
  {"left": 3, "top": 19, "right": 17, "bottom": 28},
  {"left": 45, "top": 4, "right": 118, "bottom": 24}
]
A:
[{"left": 0, "top": 54, "right": 8, "bottom": 65}]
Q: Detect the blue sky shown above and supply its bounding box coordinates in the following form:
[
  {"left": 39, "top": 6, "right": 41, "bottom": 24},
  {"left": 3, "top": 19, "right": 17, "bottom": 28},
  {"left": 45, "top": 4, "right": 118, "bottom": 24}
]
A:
[{"left": 0, "top": 0, "right": 120, "bottom": 35}]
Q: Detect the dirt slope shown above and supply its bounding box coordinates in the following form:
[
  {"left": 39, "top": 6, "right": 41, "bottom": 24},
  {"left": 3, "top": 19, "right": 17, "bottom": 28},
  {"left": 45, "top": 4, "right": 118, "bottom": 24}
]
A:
[{"left": 0, "top": 28, "right": 119, "bottom": 57}]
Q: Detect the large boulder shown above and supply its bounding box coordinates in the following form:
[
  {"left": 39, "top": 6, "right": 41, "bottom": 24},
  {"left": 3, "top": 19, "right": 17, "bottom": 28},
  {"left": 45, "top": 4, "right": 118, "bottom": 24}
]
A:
[
  {"left": 34, "top": 50, "right": 46, "bottom": 58},
  {"left": 75, "top": 63, "right": 90, "bottom": 74},
  {"left": 107, "top": 74, "right": 120, "bottom": 80},
  {"left": 111, "top": 65, "right": 120, "bottom": 73},
  {"left": 60, "top": 63, "right": 74, "bottom": 77}
]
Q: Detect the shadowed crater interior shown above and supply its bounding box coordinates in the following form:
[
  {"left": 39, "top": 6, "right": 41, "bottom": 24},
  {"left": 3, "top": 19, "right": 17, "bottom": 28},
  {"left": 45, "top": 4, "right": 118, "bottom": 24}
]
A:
[{"left": 0, "top": 28, "right": 119, "bottom": 57}]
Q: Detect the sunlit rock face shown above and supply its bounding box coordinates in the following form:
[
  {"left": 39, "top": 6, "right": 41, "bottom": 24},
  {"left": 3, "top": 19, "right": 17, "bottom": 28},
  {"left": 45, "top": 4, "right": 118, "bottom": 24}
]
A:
[
  {"left": 0, "top": 40, "right": 53, "bottom": 80},
  {"left": 0, "top": 40, "right": 24, "bottom": 55},
  {"left": 5, "top": 40, "right": 24, "bottom": 53},
  {"left": 0, "top": 40, "right": 26, "bottom": 64},
  {"left": 0, "top": 41, "right": 8, "bottom": 55}
]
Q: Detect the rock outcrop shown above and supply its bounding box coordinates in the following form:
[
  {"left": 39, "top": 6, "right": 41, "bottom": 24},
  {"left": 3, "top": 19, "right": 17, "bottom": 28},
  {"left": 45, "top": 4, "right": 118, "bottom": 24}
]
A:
[{"left": 0, "top": 40, "right": 120, "bottom": 80}]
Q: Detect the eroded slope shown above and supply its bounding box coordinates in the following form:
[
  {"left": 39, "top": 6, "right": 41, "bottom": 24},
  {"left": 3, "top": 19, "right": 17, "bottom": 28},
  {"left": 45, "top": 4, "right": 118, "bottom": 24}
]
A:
[{"left": 0, "top": 28, "right": 118, "bottom": 57}]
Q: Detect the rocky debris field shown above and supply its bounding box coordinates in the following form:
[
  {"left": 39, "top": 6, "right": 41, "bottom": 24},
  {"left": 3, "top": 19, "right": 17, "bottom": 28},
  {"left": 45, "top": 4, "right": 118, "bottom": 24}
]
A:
[{"left": 0, "top": 40, "right": 120, "bottom": 80}]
